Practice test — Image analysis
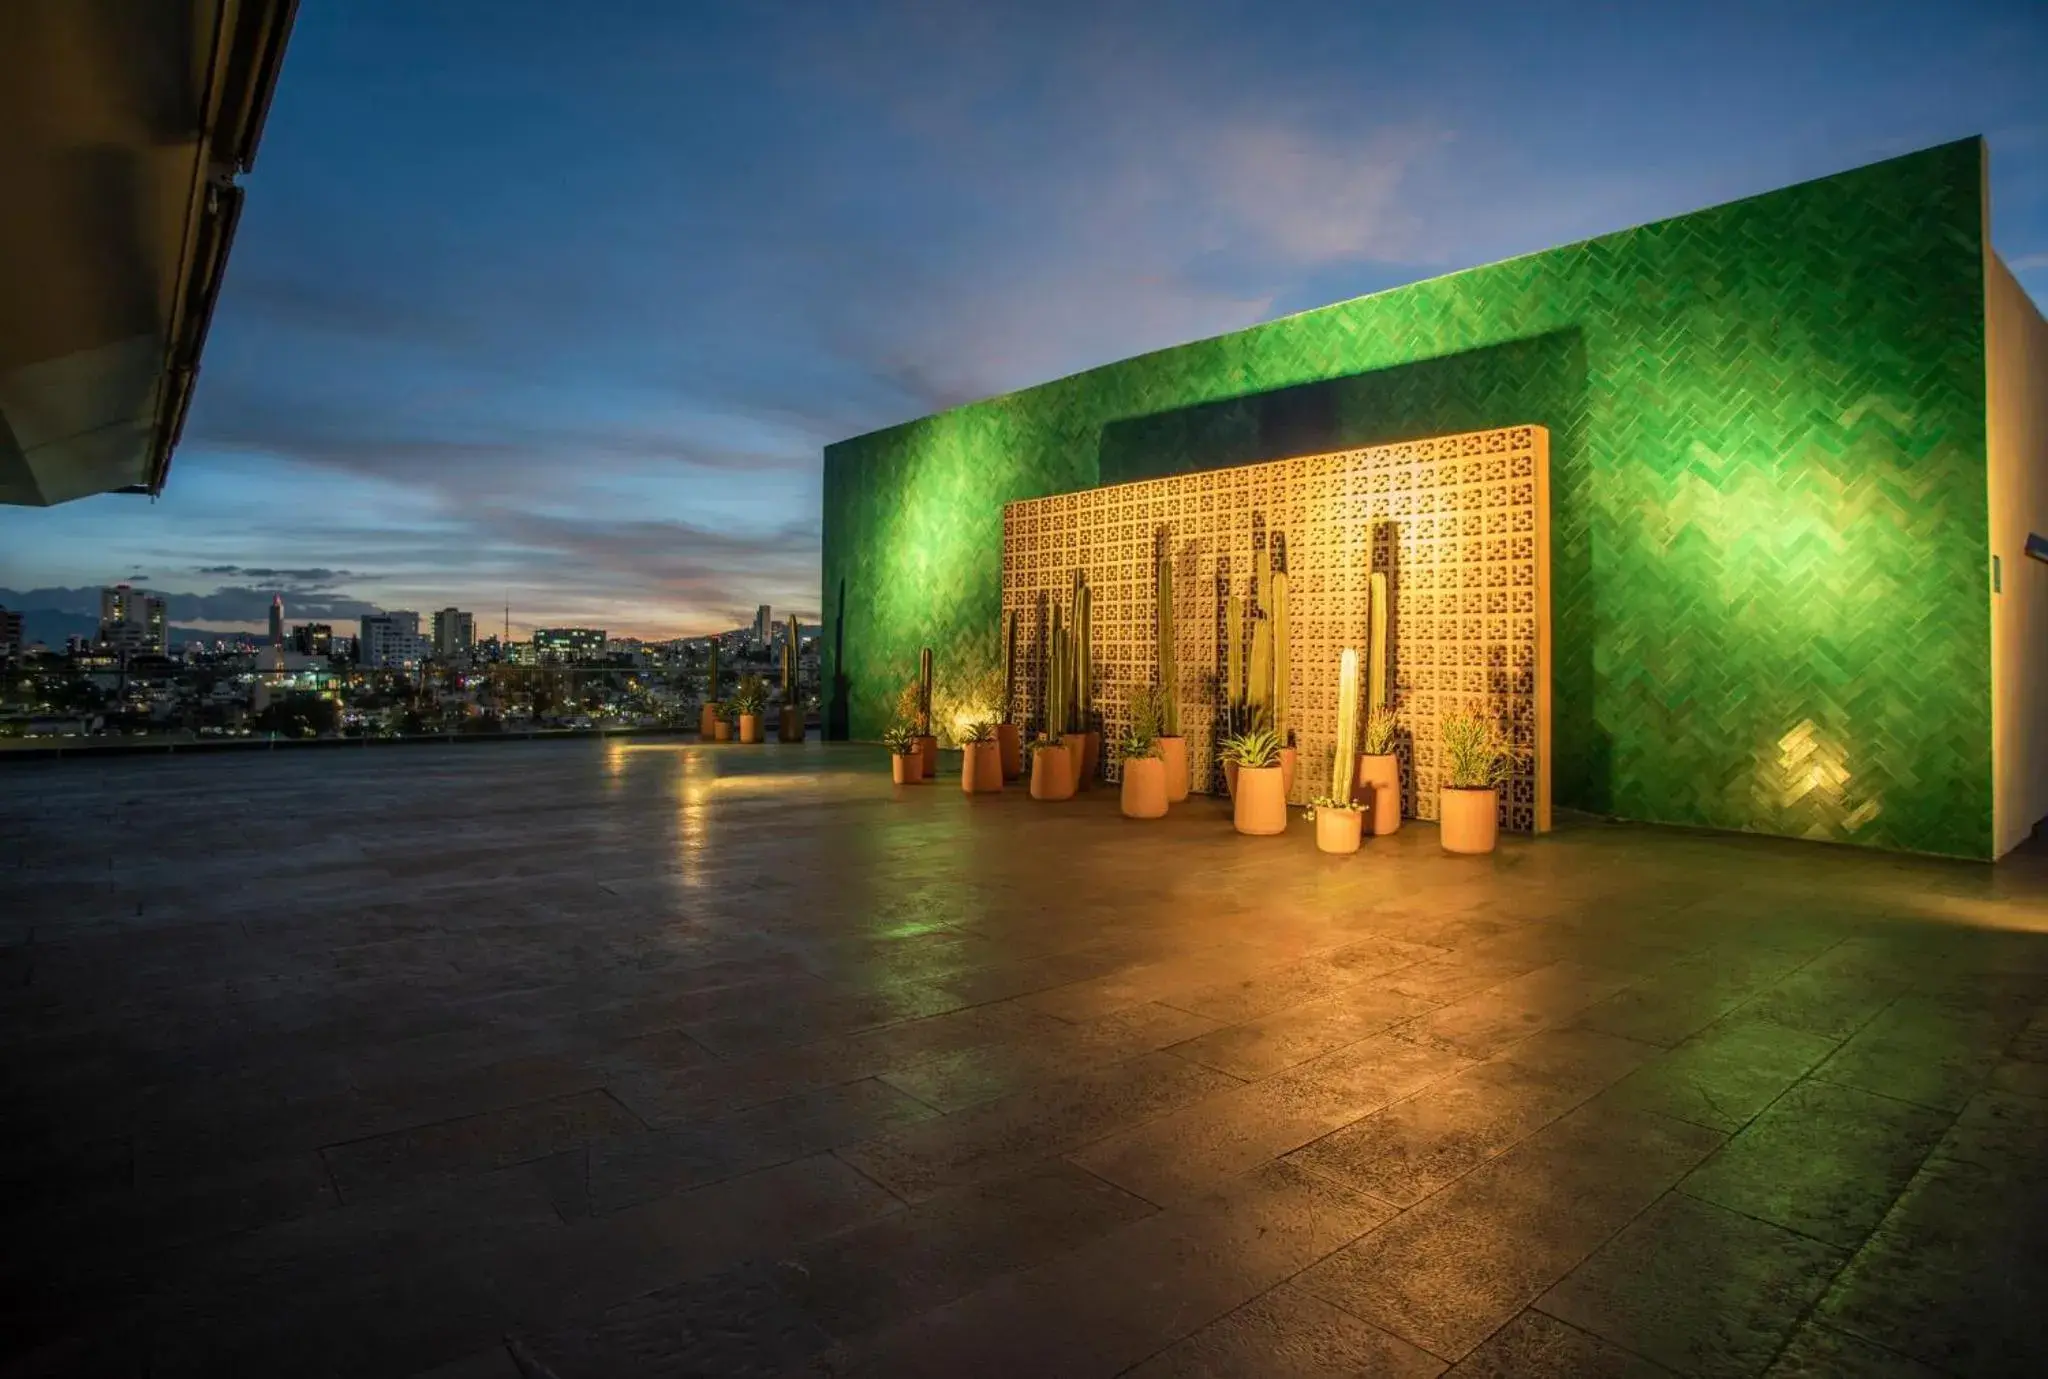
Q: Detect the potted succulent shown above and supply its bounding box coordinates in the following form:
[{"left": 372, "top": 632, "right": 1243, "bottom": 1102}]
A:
[
  {"left": 960, "top": 719, "right": 1002, "bottom": 794},
  {"left": 713, "top": 699, "right": 734, "bottom": 742},
  {"left": 699, "top": 641, "right": 721, "bottom": 739},
  {"left": 1310, "top": 649, "right": 1365, "bottom": 854},
  {"left": 733, "top": 674, "right": 767, "bottom": 744},
  {"left": 1221, "top": 727, "right": 1286, "bottom": 835},
  {"left": 1027, "top": 735, "right": 1075, "bottom": 800},
  {"left": 1118, "top": 688, "right": 1167, "bottom": 819},
  {"left": 1154, "top": 541, "right": 1188, "bottom": 802},
  {"left": 883, "top": 720, "right": 921, "bottom": 784},
  {"left": 1439, "top": 709, "right": 1509, "bottom": 854}
]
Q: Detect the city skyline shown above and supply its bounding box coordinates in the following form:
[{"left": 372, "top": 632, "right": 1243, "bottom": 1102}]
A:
[{"left": 1, "top": 1, "right": 2044, "bottom": 637}]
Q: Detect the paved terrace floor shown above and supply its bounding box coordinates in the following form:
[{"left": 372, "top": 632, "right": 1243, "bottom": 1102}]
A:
[{"left": 2, "top": 739, "right": 2045, "bottom": 1378}]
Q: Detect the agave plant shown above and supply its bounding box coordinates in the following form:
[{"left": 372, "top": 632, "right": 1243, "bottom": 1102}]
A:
[
  {"left": 1441, "top": 710, "right": 1510, "bottom": 788},
  {"left": 881, "top": 720, "right": 918, "bottom": 755},
  {"left": 961, "top": 719, "right": 996, "bottom": 745},
  {"left": 1219, "top": 726, "right": 1283, "bottom": 769},
  {"left": 732, "top": 674, "right": 767, "bottom": 716}
]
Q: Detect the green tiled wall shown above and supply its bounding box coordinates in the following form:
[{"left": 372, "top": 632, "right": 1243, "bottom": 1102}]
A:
[{"left": 823, "top": 140, "right": 1991, "bottom": 856}]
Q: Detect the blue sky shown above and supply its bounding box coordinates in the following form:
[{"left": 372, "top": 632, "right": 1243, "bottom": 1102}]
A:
[{"left": 3, "top": 0, "right": 2044, "bottom": 639}]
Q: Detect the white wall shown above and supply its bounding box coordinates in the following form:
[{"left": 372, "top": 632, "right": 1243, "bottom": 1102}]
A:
[{"left": 1988, "top": 251, "right": 2048, "bottom": 855}]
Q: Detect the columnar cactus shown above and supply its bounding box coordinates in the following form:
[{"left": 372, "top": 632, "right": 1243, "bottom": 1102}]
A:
[
  {"left": 1367, "top": 570, "right": 1389, "bottom": 717},
  {"left": 706, "top": 641, "right": 719, "bottom": 703},
  {"left": 917, "top": 646, "right": 933, "bottom": 735},
  {"left": 781, "top": 614, "right": 799, "bottom": 702},
  {"left": 1271, "top": 565, "right": 1289, "bottom": 743},
  {"left": 1330, "top": 647, "right": 1360, "bottom": 800},
  {"left": 1248, "top": 612, "right": 1272, "bottom": 731},
  {"left": 1156, "top": 542, "right": 1179, "bottom": 737},
  {"left": 1070, "top": 571, "right": 1092, "bottom": 735},
  {"left": 1044, "top": 604, "right": 1067, "bottom": 737},
  {"left": 1001, "top": 608, "right": 1017, "bottom": 724},
  {"left": 1224, "top": 581, "right": 1244, "bottom": 729}
]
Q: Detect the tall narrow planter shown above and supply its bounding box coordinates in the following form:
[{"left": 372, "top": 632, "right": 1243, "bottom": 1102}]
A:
[
  {"left": 1355, "top": 753, "right": 1403, "bottom": 835},
  {"left": 1233, "top": 764, "right": 1287, "bottom": 835},
  {"left": 961, "top": 741, "right": 1003, "bottom": 794},
  {"left": 1076, "top": 730, "right": 1101, "bottom": 789},
  {"left": 915, "top": 734, "right": 937, "bottom": 779},
  {"left": 778, "top": 706, "right": 803, "bottom": 742},
  {"left": 891, "top": 752, "right": 920, "bottom": 784},
  {"left": 996, "top": 723, "right": 1023, "bottom": 779},
  {"left": 698, "top": 705, "right": 717, "bottom": 739},
  {"left": 713, "top": 720, "right": 732, "bottom": 742},
  {"left": 1029, "top": 746, "right": 1076, "bottom": 800},
  {"left": 1157, "top": 736, "right": 1188, "bottom": 802},
  {"left": 1440, "top": 786, "right": 1500, "bottom": 854},
  {"left": 1119, "top": 756, "right": 1167, "bottom": 819},
  {"left": 1316, "top": 807, "right": 1363, "bottom": 854},
  {"left": 738, "top": 713, "right": 763, "bottom": 744},
  {"left": 1279, "top": 745, "right": 1297, "bottom": 800}
]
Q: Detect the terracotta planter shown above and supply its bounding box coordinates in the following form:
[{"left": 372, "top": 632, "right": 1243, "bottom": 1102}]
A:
[
  {"left": 738, "top": 713, "right": 763, "bottom": 744},
  {"left": 915, "top": 734, "right": 937, "bottom": 779},
  {"left": 779, "top": 706, "right": 803, "bottom": 742},
  {"left": 890, "top": 752, "right": 919, "bottom": 784},
  {"left": 961, "top": 741, "right": 1003, "bottom": 794},
  {"left": 996, "top": 722, "right": 1023, "bottom": 779},
  {"left": 1280, "top": 745, "right": 1297, "bottom": 800},
  {"left": 713, "top": 720, "right": 732, "bottom": 742},
  {"left": 1064, "top": 736, "right": 1087, "bottom": 787},
  {"left": 698, "top": 705, "right": 718, "bottom": 738},
  {"left": 1316, "top": 807, "right": 1363, "bottom": 854},
  {"left": 1029, "top": 746, "right": 1076, "bottom": 800},
  {"left": 1075, "top": 730, "right": 1101, "bottom": 789},
  {"left": 1119, "top": 756, "right": 1167, "bottom": 819},
  {"left": 1233, "top": 764, "right": 1287, "bottom": 835},
  {"left": 1224, "top": 758, "right": 1240, "bottom": 798},
  {"left": 1355, "top": 753, "right": 1403, "bottom": 835},
  {"left": 1440, "top": 786, "right": 1500, "bottom": 854},
  {"left": 1158, "top": 736, "right": 1188, "bottom": 802}
]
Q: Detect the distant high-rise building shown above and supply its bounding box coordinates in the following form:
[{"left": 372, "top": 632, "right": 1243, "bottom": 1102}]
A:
[
  {"left": 358, "top": 611, "right": 426, "bottom": 668},
  {"left": 533, "top": 628, "right": 607, "bottom": 663},
  {"left": 98, "top": 583, "right": 167, "bottom": 656},
  {"left": 290, "top": 622, "right": 333, "bottom": 656},
  {"left": 0, "top": 607, "right": 22, "bottom": 661},
  {"left": 433, "top": 608, "right": 475, "bottom": 661},
  {"left": 268, "top": 595, "right": 285, "bottom": 648},
  {"left": 754, "top": 604, "right": 772, "bottom": 647}
]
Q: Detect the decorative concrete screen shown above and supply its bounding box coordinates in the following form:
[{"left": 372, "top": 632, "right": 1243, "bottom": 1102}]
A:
[{"left": 1001, "top": 425, "right": 1551, "bottom": 833}]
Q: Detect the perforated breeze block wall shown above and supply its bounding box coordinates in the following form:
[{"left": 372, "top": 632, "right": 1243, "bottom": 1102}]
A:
[
  {"left": 823, "top": 139, "right": 1993, "bottom": 856},
  {"left": 1002, "top": 426, "right": 1551, "bottom": 831}
]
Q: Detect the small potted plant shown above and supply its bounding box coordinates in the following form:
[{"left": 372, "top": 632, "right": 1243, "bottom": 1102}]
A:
[
  {"left": 883, "top": 721, "right": 921, "bottom": 784},
  {"left": 1027, "top": 734, "right": 1074, "bottom": 800},
  {"left": 733, "top": 674, "right": 768, "bottom": 744},
  {"left": 1356, "top": 707, "right": 1401, "bottom": 835},
  {"left": 1118, "top": 689, "right": 1167, "bottom": 819},
  {"left": 1310, "top": 649, "right": 1365, "bottom": 854},
  {"left": 959, "top": 720, "right": 1002, "bottom": 794},
  {"left": 706, "top": 699, "right": 730, "bottom": 741},
  {"left": 1220, "top": 727, "right": 1286, "bottom": 835},
  {"left": 1439, "top": 709, "right": 1508, "bottom": 854}
]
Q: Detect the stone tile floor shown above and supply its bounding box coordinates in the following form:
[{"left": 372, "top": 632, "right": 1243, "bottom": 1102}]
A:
[{"left": 1, "top": 739, "right": 2044, "bottom": 1377}]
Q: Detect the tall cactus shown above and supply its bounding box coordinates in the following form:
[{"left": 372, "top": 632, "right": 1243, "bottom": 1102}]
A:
[
  {"left": 1224, "top": 580, "right": 1244, "bottom": 729},
  {"left": 917, "top": 646, "right": 933, "bottom": 735},
  {"left": 706, "top": 640, "right": 720, "bottom": 703},
  {"left": 1001, "top": 608, "right": 1017, "bottom": 724},
  {"left": 1255, "top": 535, "right": 1271, "bottom": 619},
  {"left": 1331, "top": 647, "right": 1360, "bottom": 800},
  {"left": 1248, "top": 612, "right": 1272, "bottom": 731},
  {"left": 1069, "top": 571, "right": 1092, "bottom": 735},
  {"left": 1271, "top": 565, "right": 1289, "bottom": 743},
  {"left": 781, "top": 614, "right": 800, "bottom": 701},
  {"left": 1044, "top": 604, "right": 1066, "bottom": 737},
  {"left": 1156, "top": 542, "right": 1178, "bottom": 736},
  {"left": 1367, "top": 570, "right": 1389, "bottom": 717}
]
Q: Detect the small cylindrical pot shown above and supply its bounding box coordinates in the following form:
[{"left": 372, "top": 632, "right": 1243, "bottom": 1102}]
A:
[
  {"left": 1356, "top": 753, "right": 1402, "bottom": 834},
  {"left": 891, "top": 752, "right": 919, "bottom": 784},
  {"left": 1029, "top": 746, "right": 1076, "bottom": 800},
  {"left": 1316, "top": 807, "right": 1363, "bottom": 854},
  {"left": 961, "top": 741, "right": 1003, "bottom": 793},
  {"left": 714, "top": 720, "right": 732, "bottom": 742},
  {"left": 698, "top": 705, "right": 718, "bottom": 739},
  {"left": 996, "top": 722, "right": 1023, "bottom": 779},
  {"left": 1440, "top": 786, "right": 1500, "bottom": 854},
  {"left": 739, "top": 713, "right": 763, "bottom": 744},
  {"left": 1120, "top": 756, "right": 1167, "bottom": 818},
  {"left": 1233, "top": 765, "right": 1287, "bottom": 835},
  {"left": 1158, "top": 736, "right": 1188, "bottom": 802},
  {"left": 779, "top": 706, "right": 803, "bottom": 742},
  {"left": 1279, "top": 745, "right": 1297, "bottom": 800},
  {"left": 915, "top": 734, "right": 937, "bottom": 779},
  {"left": 1224, "top": 758, "right": 1240, "bottom": 798}
]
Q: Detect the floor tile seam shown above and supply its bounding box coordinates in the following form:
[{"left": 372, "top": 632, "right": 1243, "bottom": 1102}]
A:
[
  {"left": 1666, "top": 1182, "right": 1871, "bottom": 1255},
  {"left": 1510, "top": 1305, "right": 1683, "bottom": 1375},
  {"left": 313, "top": 1082, "right": 634, "bottom": 1164},
  {"left": 824, "top": 1146, "right": 913, "bottom": 1209},
  {"left": 1734, "top": 1184, "right": 1907, "bottom": 1379},
  {"left": 1803, "top": 1070, "right": 1979, "bottom": 1118}
]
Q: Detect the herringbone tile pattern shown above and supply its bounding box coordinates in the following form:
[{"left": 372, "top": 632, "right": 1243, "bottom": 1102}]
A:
[{"left": 824, "top": 139, "right": 1991, "bottom": 855}]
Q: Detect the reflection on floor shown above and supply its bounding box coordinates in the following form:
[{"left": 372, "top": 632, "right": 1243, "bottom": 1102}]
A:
[{"left": 2, "top": 739, "right": 2043, "bottom": 1377}]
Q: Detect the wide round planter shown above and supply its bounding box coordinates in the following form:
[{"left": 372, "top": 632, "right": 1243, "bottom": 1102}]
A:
[
  {"left": 1279, "top": 745, "right": 1297, "bottom": 801},
  {"left": 1316, "top": 807, "right": 1363, "bottom": 854},
  {"left": 1356, "top": 753, "right": 1403, "bottom": 835},
  {"left": 713, "top": 720, "right": 732, "bottom": 742},
  {"left": 1224, "top": 757, "right": 1240, "bottom": 798},
  {"left": 1440, "top": 786, "right": 1500, "bottom": 854},
  {"left": 1158, "top": 736, "right": 1188, "bottom": 802},
  {"left": 961, "top": 740, "right": 1003, "bottom": 794},
  {"left": 739, "top": 713, "right": 763, "bottom": 744},
  {"left": 996, "top": 722, "right": 1023, "bottom": 779},
  {"left": 1233, "top": 765, "right": 1287, "bottom": 835},
  {"left": 1076, "top": 730, "right": 1101, "bottom": 789},
  {"left": 915, "top": 734, "right": 938, "bottom": 779},
  {"left": 890, "top": 752, "right": 920, "bottom": 784},
  {"left": 778, "top": 706, "right": 803, "bottom": 742},
  {"left": 1029, "top": 746, "right": 1076, "bottom": 800},
  {"left": 1119, "top": 756, "right": 1168, "bottom": 819},
  {"left": 698, "top": 705, "right": 718, "bottom": 739}
]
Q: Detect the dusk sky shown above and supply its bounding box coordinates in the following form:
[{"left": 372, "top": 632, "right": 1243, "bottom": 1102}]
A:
[{"left": 3, "top": 0, "right": 2045, "bottom": 640}]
